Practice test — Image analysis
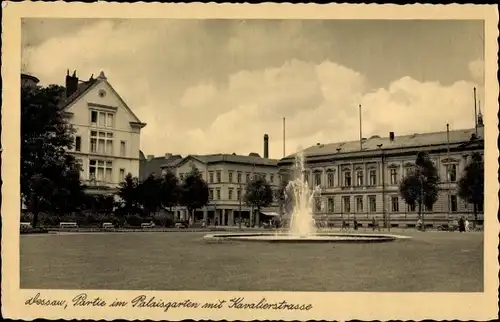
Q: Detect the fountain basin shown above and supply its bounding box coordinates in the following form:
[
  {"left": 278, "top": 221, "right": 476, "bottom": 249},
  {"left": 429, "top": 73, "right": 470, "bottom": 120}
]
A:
[{"left": 203, "top": 232, "right": 411, "bottom": 243}]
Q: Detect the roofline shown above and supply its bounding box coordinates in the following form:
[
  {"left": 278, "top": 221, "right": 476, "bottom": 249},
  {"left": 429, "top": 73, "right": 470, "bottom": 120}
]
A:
[
  {"left": 21, "top": 73, "right": 40, "bottom": 83},
  {"left": 61, "top": 80, "right": 99, "bottom": 109},
  {"left": 160, "top": 154, "right": 279, "bottom": 169},
  {"left": 60, "top": 76, "right": 145, "bottom": 125},
  {"left": 279, "top": 128, "right": 480, "bottom": 163},
  {"left": 278, "top": 139, "right": 484, "bottom": 166},
  {"left": 130, "top": 121, "right": 147, "bottom": 129}
]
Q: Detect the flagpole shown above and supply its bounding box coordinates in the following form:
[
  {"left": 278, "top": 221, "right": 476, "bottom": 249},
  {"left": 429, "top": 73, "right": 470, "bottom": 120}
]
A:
[
  {"left": 474, "top": 87, "right": 478, "bottom": 136},
  {"left": 359, "top": 104, "right": 363, "bottom": 151},
  {"left": 283, "top": 117, "right": 286, "bottom": 158},
  {"left": 446, "top": 123, "right": 451, "bottom": 221}
]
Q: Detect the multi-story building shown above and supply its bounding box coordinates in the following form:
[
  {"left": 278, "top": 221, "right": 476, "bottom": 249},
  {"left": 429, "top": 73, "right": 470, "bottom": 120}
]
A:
[
  {"left": 139, "top": 152, "right": 182, "bottom": 181},
  {"left": 277, "top": 122, "right": 484, "bottom": 229},
  {"left": 160, "top": 135, "right": 280, "bottom": 226},
  {"left": 60, "top": 70, "right": 146, "bottom": 194}
]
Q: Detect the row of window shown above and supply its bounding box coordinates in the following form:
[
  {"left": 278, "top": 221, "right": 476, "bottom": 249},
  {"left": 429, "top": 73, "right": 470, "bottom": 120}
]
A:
[
  {"left": 318, "top": 194, "right": 469, "bottom": 214},
  {"left": 208, "top": 188, "right": 243, "bottom": 201},
  {"left": 90, "top": 110, "right": 115, "bottom": 128},
  {"left": 74, "top": 131, "right": 127, "bottom": 157},
  {"left": 178, "top": 171, "right": 275, "bottom": 184},
  {"left": 305, "top": 164, "right": 458, "bottom": 188},
  {"left": 81, "top": 159, "right": 126, "bottom": 184}
]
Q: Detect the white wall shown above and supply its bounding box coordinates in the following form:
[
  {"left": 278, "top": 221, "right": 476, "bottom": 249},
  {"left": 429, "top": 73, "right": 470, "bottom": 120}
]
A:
[{"left": 66, "top": 79, "right": 143, "bottom": 187}]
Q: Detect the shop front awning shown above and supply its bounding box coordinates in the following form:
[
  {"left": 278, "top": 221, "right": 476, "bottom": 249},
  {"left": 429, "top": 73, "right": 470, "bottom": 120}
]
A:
[{"left": 260, "top": 211, "right": 280, "bottom": 217}]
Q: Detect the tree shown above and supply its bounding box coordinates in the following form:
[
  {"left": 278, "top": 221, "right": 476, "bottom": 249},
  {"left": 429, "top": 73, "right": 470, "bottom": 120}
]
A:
[
  {"left": 138, "top": 174, "right": 163, "bottom": 217},
  {"left": 179, "top": 165, "right": 209, "bottom": 224},
  {"left": 275, "top": 175, "right": 290, "bottom": 216},
  {"left": 21, "top": 84, "right": 74, "bottom": 198},
  {"left": 458, "top": 152, "right": 484, "bottom": 228},
  {"left": 244, "top": 175, "right": 274, "bottom": 227},
  {"left": 160, "top": 170, "right": 180, "bottom": 211},
  {"left": 116, "top": 173, "right": 141, "bottom": 216},
  {"left": 399, "top": 151, "right": 439, "bottom": 229},
  {"left": 95, "top": 194, "right": 116, "bottom": 215},
  {"left": 21, "top": 83, "right": 82, "bottom": 226}
]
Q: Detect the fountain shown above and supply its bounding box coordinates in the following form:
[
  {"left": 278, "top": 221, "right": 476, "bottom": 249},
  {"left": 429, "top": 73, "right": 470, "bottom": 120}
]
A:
[{"left": 203, "top": 152, "right": 410, "bottom": 243}]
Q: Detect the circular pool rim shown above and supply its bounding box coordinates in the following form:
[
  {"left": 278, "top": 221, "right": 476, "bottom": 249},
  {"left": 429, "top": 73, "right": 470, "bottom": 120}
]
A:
[{"left": 203, "top": 232, "right": 412, "bottom": 243}]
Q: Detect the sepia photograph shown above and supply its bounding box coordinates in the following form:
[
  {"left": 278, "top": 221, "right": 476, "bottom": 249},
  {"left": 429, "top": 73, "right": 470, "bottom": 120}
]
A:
[{"left": 2, "top": 2, "right": 498, "bottom": 321}]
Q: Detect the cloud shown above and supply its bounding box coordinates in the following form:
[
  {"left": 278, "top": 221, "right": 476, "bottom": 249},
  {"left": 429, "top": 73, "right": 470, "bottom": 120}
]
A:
[
  {"left": 22, "top": 19, "right": 484, "bottom": 160},
  {"left": 468, "top": 59, "right": 484, "bottom": 85},
  {"left": 146, "top": 59, "right": 482, "bottom": 158}
]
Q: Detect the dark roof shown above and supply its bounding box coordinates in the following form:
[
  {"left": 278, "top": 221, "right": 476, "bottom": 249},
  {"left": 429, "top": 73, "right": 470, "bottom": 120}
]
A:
[
  {"left": 282, "top": 128, "right": 479, "bottom": 161},
  {"left": 139, "top": 155, "right": 182, "bottom": 180},
  {"left": 60, "top": 79, "right": 97, "bottom": 108},
  {"left": 164, "top": 154, "right": 279, "bottom": 168},
  {"left": 21, "top": 73, "right": 40, "bottom": 84}
]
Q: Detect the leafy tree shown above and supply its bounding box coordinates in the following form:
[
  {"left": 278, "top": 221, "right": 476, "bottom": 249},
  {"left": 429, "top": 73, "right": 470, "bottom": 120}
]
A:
[
  {"left": 21, "top": 84, "right": 74, "bottom": 199},
  {"left": 179, "top": 165, "right": 209, "bottom": 224},
  {"left": 399, "top": 152, "right": 439, "bottom": 229},
  {"left": 95, "top": 194, "right": 116, "bottom": 215},
  {"left": 21, "top": 83, "right": 86, "bottom": 226},
  {"left": 160, "top": 170, "right": 180, "bottom": 211},
  {"left": 138, "top": 174, "right": 163, "bottom": 217},
  {"left": 244, "top": 175, "right": 274, "bottom": 227},
  {"left": 458, "top": 152, "right": 484, "bottom": 228},
  {"left": 116, "top": 173, "right": 141, "bottom": 216},
  {"left": 275, "top": 175, "right": 290, "bottom": 216},
  {"left": 48, "top": 155, "right": 87, "bottom": 216}
]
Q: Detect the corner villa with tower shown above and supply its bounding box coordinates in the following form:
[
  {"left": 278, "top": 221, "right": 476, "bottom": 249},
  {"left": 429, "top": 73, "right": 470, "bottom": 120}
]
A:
[
  {"left": 61, "top": 70, "right": 147, "bottom": 194},
  {"left": 22, "top": 70, "right": 147, "bottom": 195}
]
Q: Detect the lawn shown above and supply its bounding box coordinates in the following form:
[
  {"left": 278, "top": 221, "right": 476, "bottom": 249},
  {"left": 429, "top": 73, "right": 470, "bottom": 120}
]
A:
[{"left": 20, "top": 230, "right": 483, "bottom": 292}]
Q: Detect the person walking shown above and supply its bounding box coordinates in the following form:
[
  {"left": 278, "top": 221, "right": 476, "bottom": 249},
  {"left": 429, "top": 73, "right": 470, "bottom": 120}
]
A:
[
  {"left": 341, "top": 219, "right": 347, "bottom": 231},
  {"left": 465, "top": 218, "right": 470, "bottom": 232},
  {"left": 353, "top": 218, "right": 358, "bottom": 231},
  {"left": 458, "top": 216, "right": 465, "bottom": 233}
]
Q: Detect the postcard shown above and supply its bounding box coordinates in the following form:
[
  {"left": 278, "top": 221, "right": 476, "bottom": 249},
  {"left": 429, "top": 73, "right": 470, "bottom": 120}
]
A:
[{"left": 2, "top": 2, "right": 498, "bottom": 321}]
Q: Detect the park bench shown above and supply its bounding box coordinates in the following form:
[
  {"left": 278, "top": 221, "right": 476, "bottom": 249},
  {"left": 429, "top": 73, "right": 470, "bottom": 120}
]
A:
[
  {"left": 102, "top": 222, "right": 115, "bottom": 229},
  {"left": 59, "top": 222, "right": 78, "bottom": 229},
  {"left": 141, "top": 222, "right": 156, "bottom": 229},
  {"left": 20, "top": 222, "right": 33, "bottom": 229}
]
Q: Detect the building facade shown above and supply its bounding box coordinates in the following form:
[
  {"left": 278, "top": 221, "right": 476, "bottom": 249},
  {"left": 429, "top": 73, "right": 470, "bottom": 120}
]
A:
[
  {"left": 161, "top": 152, "right": 280, "bottom": 226},
  {"left": 278, "top": 124, "right": 484, "bottom": 228},
  {"left": 139, "top": 152, "right": 182, "bottom": 181},
  {"left": 60, "top": 70, "right": 146, "bottom": 194}
]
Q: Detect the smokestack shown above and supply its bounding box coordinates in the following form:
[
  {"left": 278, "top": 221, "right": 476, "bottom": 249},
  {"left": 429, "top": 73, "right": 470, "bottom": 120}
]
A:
[
  {"left": 389, "top": 132, "right": 395, "bottom": 141},
  {"left": 65, "top": 69, "right": 78, "bottom": 98},
  {"left": 264, "top": 134, "right": 269, "bottom": 159}
]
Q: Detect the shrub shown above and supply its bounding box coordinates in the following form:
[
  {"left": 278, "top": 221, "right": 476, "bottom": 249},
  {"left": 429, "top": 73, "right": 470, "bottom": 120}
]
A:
[
  {"left": 20, "top": 227, "right": 48, "bottom": 234},
  {"left": 125, "top": 214, "right": 144, "bottom": 227}
]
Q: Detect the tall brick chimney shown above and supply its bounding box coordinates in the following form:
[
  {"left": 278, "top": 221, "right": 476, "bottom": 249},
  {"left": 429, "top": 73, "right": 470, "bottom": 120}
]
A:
[
  {"left": 264, "top": 134, "right": 269, "bottom": 158},
  {"left": 65, "top": 69, "right": 79, "bottom": 98}
]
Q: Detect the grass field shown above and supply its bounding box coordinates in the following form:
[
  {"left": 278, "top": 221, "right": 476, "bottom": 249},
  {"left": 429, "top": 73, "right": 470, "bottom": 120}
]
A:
[{"left": 20, "top": 230, "right": 483, "bottom": 292}]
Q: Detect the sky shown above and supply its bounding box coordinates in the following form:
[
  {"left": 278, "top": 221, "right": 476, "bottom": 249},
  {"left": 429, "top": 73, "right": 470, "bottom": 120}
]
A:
[{"left": 21, "top": 19, "right": 485, "bottom": 159}]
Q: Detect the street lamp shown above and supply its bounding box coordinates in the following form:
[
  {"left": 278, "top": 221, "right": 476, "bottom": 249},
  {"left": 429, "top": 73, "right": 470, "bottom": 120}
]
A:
[
  {"left": 419, "top": 174, "right": 426, "bottom": 231},
  {"left": 238, "top": 181, "right": 242, "bottom": 229}
]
